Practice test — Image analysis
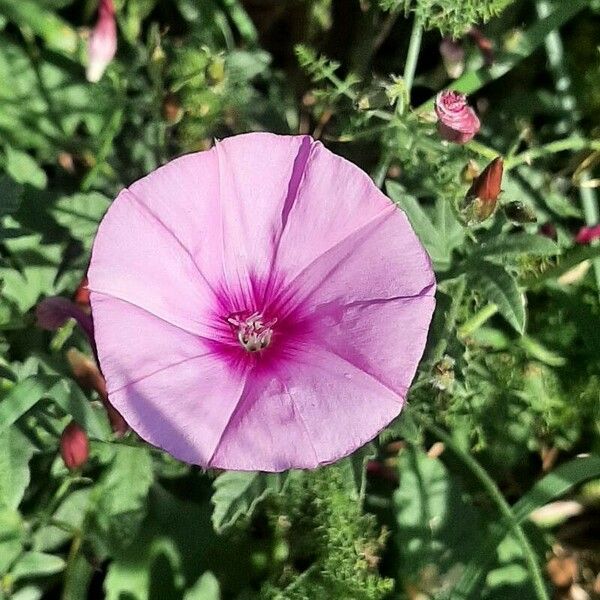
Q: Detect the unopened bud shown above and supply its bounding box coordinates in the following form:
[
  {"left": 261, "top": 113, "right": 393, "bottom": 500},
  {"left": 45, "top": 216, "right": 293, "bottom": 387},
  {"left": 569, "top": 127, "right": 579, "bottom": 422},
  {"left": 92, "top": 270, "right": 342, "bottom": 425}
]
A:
[
  {"left": 503, "top": 201, "right": 537, "bottom": 224},
  {"left": 60, "top": 422, "right": 89, "bottom": 471},
  {"left": 461, "top": 157, "right": 503, "bottom": 222}
]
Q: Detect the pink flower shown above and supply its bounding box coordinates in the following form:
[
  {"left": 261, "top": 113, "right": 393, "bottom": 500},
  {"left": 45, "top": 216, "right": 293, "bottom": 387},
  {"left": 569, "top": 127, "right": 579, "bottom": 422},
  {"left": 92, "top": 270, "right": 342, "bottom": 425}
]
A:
[
  {"left": 88, "top": 132, "right": 436, "bottom": 471},
  {"left": 435, "top": 90, "right": 481, "bottom": 144},
  {"left": 86, "top": 0, "right": 117, "bottom": 83},
  {"left": 575, "top": 224, "right": 600, "bottom": 245},
  {"left": 60, "top": 421, "right": 89, "bottom": 471}
]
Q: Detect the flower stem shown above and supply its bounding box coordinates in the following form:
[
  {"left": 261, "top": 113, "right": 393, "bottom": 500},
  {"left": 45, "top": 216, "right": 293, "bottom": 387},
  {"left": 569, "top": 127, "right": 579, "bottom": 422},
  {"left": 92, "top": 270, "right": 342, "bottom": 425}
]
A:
[
  {"left": 398, "top": 17, "right": 423, "bottom": 114},
  {"left": 410, "top": 410, "right": 550, "bottom": 600},
  {"left": 505, "top": 138, "right": 600, "bottom": 170}
]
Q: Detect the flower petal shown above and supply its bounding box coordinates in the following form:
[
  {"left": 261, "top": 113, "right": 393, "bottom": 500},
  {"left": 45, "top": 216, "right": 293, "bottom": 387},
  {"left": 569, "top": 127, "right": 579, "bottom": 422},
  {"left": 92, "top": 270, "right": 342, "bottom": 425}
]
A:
[
  {"left": 301, "top": 295, "right": 436, "bottom": 397},
  {"left": 209, "top": 346, "right": 405, "bottom": 471},
  {"left": 276, "top": 207, "right": 435, "bottom": 317},
  {"left": 91, "top": 293, "right": 220, "bottom": 392},
  {"left": 272, "top": 142, "right": 396, "bottom": 283},
  {"left": 213, "top": 132, "right": 314, "bottom": 304},
  {"left": 108, "top": 350, "right": 249, "bottom": 466},
  {"left": 88, "top": 188, "right": 221, "bottom": 338}
]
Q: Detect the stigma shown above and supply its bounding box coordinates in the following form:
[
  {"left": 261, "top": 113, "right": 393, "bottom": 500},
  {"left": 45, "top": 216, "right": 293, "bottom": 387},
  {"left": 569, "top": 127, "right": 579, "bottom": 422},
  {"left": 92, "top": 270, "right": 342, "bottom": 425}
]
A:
[{"left": 226, "top": 311, "right": 276, "bottom": 352}]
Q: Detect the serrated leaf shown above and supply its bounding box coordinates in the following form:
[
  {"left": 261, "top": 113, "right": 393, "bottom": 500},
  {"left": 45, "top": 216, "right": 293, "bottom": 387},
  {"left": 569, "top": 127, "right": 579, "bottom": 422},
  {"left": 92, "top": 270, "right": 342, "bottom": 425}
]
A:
[
  {"left": 387, "top": 181, "right": 463, "bottom": 270},
  {"left": 211, "top": 471, "right": 291, "bottom": 533},
  {"left": 4, "top": 146, "right": 47, "bottom": 189},
  {"left": 10, "top": 552, "right": 65, "bottom": 582},
  {"left": 0, "top": 429, "right": 35, "bottom": 510},
  {"left": 467, "top": 261, "right": 526, "bottom": 333},
  {"left": 474, "top": 233, "right": 560, "bottom": 258}
]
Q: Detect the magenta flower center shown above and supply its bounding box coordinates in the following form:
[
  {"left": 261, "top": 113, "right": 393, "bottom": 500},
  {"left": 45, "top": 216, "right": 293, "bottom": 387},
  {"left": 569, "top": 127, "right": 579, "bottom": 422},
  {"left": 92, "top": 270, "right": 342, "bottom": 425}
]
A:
[{"left": 226, "top": 310, "right": 277, "bottom": 353}]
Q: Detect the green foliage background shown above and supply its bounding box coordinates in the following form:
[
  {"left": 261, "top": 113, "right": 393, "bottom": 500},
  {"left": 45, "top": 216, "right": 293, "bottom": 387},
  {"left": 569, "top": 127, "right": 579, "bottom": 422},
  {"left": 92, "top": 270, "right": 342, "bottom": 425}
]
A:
[{"left": 0, "top": 0, "right": 600, "bottom": 599}]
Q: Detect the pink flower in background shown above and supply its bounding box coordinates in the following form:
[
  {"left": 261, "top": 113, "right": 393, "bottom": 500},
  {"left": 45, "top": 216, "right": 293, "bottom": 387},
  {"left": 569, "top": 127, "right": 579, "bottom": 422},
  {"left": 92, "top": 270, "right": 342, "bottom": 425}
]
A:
[
  {"left": 575, "top": 224, "right": 600, "bottom": 244},
  {"left": 88, "top": 132, "right": 436, "bottom": 471},
  {"left": 435, "top": 90, "right": 480, "bottom": 144},
  {"left": 86, "top": 0, "right": 117, "bottom": 83}
]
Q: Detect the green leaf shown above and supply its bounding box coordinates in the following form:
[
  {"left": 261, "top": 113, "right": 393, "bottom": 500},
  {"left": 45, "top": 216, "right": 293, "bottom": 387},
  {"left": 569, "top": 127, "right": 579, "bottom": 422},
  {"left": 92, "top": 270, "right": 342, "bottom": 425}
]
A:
[
  {"left": 0, "top": 233, "right": 65, "bottom": 312},
  {"left": 0, "top": 0, "right": 79, "bottom": 54},
  {"left": 10, "top": 552, "right": 66, "bottom": 582},
  {"left": 521, "top": 244, "right": 600, "bottom": 287},
  {"left": 0, "top": 377, "right": 56, "bottom": 433},
  {"left": 89, "top": 445, "right": 154, "bottom": 553},
  {"left": 183, "top": 572, "right": 220, "bottom": 600},
  {"left": 0, "top": 506, "right": 25, "bottom": 575},
  {"left": 333, "top": 443, "right": 377, "bottom": 507},
  {"left": 4, "top": 146, "right": 47, "bottom": 189},
  {"left": 0, "top": 428, "right": 35, "bottom": 510},
  {"left": 467, "top": 261, "right": 526, "bottom": 333},
  {"left": 46, "top": 379, "right": 110, "bottom": 441},
  {"left": 211, "top": 471, "right": 293, "bottom": 533},
  {"left": 393, "top": 445, "right": 485, "bottom": 590},
  {"left": 105, "top": 484, "right": 252, "bottom": 600},
  {"left": 50, "top": 192, "right": 111, "bottom": 252},
  {"left": 386, "top": 181, "right": 464, "bottom": 270},
  {"left": 513, "top": 455, "right": 600, "bottom": 522},
  {"left": 474, "top": 233, "right": 560, "bottom": 258},
  {"left": 33, "top": 489, "right": 90, "bottom": 552}
]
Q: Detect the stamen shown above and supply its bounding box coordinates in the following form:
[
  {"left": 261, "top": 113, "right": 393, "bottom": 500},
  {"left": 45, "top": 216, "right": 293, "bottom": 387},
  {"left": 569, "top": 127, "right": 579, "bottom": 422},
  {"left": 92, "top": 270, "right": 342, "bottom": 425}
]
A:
[{"left": 227, "top": 311, "right": 277, "bottom": 352}]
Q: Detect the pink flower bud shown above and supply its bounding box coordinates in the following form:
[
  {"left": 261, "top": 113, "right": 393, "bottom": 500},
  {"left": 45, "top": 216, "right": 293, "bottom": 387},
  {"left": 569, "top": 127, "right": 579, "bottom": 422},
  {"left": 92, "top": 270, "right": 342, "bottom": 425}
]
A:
[
  {"left": 435, "top": 90, "right": 481, "bottom": 144},
  {"left": 60, "top": 422, "right": 89, "bottom": 471},
  {"left": 575, "top": 224, "right": 600, "bottom": 244},
  {"left": 86, "top": 0, "right": 117, "bottom": 83}
]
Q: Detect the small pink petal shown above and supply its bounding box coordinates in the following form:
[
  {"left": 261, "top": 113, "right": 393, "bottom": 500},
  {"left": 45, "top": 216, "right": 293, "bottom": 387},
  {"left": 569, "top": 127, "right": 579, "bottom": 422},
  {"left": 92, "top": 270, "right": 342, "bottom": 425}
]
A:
[
  {"left": 86, "top": 0, "right": 117, "bottom": 83},
  {"left": 435, "top": 90, "right": 480, "bottom": 144}
]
